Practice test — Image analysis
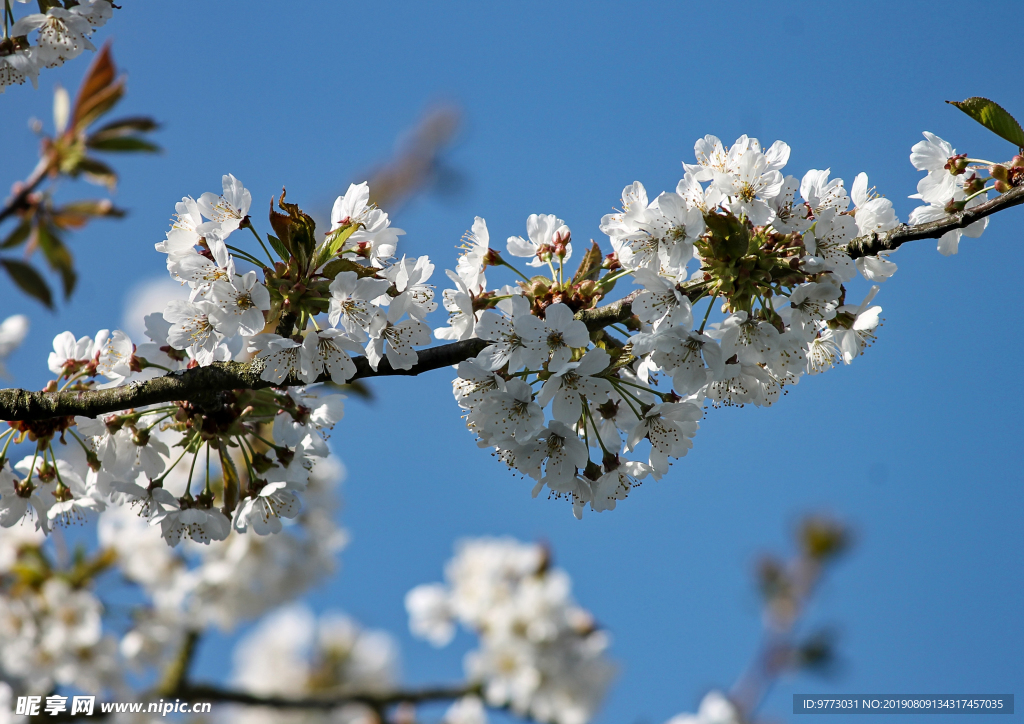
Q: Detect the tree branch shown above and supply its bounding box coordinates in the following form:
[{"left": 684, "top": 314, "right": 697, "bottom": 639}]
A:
[
  {"left": 176, "top": 682, "right": 480, "bottom": 710},
  {"left": 0, "top": 293, "right": 662, "bottom": 422},
  {"left": 33, "top": 682, "right": 484, "bottom": 723},
  {"left": 0, "top": 158, "right": 51, "bottom": 225},
  {"left": 19, "top": 189, "right": 1023, "bottom": 427},
  {"left": 158, "top": 629, "right": 200, "bottom": 697},
  {"left": 846, "top": 185, "right": 1024, "bottom": 259},
  {"left": 0, "top": 338, "right": 491, "bottom": 422},
  {"left": 580, "top": 290, "right": 640, "bottom": 330}
]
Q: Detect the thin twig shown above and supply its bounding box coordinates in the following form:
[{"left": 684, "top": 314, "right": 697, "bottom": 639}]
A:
[{"left": 0, "top": 157, "right": 52, "bottom": 225}]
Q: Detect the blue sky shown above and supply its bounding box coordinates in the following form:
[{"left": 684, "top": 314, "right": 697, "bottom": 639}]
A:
[{"left": 1, "top": 2, "right": 1021, "bottom": 722}]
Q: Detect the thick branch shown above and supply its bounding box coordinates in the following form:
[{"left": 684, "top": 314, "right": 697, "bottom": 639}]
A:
[
  {"left": 580, "top": 290, "right": 640, "bottom": 330},
  {"left": 158, "top": 630, "right": 200, "bottom": 697},
  {"left": 0, "top": 296, "right": 656, "bottom": 422},
  {"left": 34, "top": 683, "right": 482, "bottom": 723},
  {"left": 0, "top": 338, "right": 490, "bottom": 422},
  {"left": 177, "top": 682, "right": 479, "bottom": 710},
  {"left": 846, "top": 184, "right": 1024, "bottom": 258}
]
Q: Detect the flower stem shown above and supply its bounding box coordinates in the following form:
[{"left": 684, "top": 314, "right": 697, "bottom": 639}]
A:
[
  {"left": 963, "top": 186, "right": 995, "bottom": 204},
  {"left": 0, "top": 429, "right": 14, "bottom": 467},
  {"left": 186, "top": 445, "right": 201, "bottom": 498},
  {"left": 204, "top": 445, "right": 212, "bottom": 497},
  {"left": 154, "top": 444, "right": 192, "bottom": 487},
  {"left": 583, "top": 403, "right": 612, "bottom": 456},
  {"left": 498, "top": 259, "right": 532, "bottom": 283},
  {"left": 610, "top": 380, "right": 643, "bottom": 420},
  {"left": 599, "top": 269, "right": 633, "bottom": 287},
  {"left": 698, "top": 295, "right": 718, "bottom": 333},
  {"left": 247, "top": 224, "right": 276, "bottom": 265},
  {"left": 225, "top": 244, "right": 267, "bottom": 267}
]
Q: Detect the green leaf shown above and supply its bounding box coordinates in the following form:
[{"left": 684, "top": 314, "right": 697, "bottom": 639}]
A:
[
  {"left": 0, "top": 258, "right": 53, "bottom": 308},
  {"left": 267, "top": 234, "right": 290, "bottom": 261},
  {"left": 35, "top": 223, "right": 76, "bottom": 298},
  {"left": 321, "top": 258, "right": 381, "bottom": 280},
  {"left": 86, "top": 136, "right": 161, "bottom": 153},
  {"left": 0, "top": 218, "right": 32, "bottom": 250},
  {"left": 947, "top": 97, "right": 1024, "bottom": 149},
  {"left": 571, "top": 241, "right": 603, "bottom": 285},
  {"left": 313, "top": 223, "right": 358, "bottom": 270}
]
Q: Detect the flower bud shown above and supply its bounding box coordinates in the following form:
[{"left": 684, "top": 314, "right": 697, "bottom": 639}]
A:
[
  {"left": 994, "top": 179, "right": 1011, "bottom": 193},
  {"left": 943, "top": 198, "right": 967, "bottom": 214},
  {"left": 962, "top": 174, "right": 985, "bottom": 195},
  {"left": 601, "top": 252, "right": 621, "bottom": 271},
  {"left": 554, "top": 224, "right": 571, "bottom": 245},
  {"left": 990, "top": 164, "right": 1009, "bottom": 182},
  {"left": 944, "top": 153, "right": 969, "bottom": 175},
  {"left": 483, "top": 248, "right": 503, "bottom": 268}
]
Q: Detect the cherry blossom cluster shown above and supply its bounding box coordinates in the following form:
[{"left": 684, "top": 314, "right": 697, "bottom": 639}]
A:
[
  {"left": 406, "top": 537, "right": 614, "bottom": 724},
  {"left": 0, "top": 314, "right": 347, "bottom": 546},
  {"left": 226, "top": 604, "right": 398, "bottom": 724},
  {"left": 0, "top": 456, "right": 346, "bottom": 706},
  {"left": 664, "top": 691, "right": 741, "bottom": 724},
  {"left": 432, "top": 131, "right": 999, "bottom": 518},
  {"left": 0, "top": 524, "right": 120, "bottom": 696},
  {"left": 0, "top": 0, "right": 114, "bottom": 93},
  {"left": 0, "top": 177, "right": 406, "bottom": 544},
  {"left": 0, "top": 128, "right": 1006, "bottom": 543}
]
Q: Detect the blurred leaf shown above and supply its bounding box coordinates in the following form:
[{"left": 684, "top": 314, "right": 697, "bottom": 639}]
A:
[
  {"left": 72, "top": 42, "right": 117, "bottom": 123},
  {"left": 76, "top": 79, "right": 125, "bottom": 132},
  {"left": 799, "top": 516, "right": 850, "bottom": 562},
  {"left": 35, "top": 223, "right": 76, "bottom": 298},
  {"left": 86, "top": 136, "right": 160, "bottom": 153},
  {"left": 571, "top": 241, "right": 603, "bottom": 285},
  {"left": 71, "top": 43, "right": 125, "bottom": 131},
  {"left": 364, "top": 105, "right": 463, "bottom": 211},
  {"left": 91, "top": 115, "right": 160, "bottom": 137},
  {"left": 53, "top": 83, "right": 70, "bottom": 135},
  {"left": 0, "top": 259, "right": 53, "bottom": 308},
  {"left": 73, "top": 156, "right": 118, "bottom": 190},
  {"left": 756, "top": 554, "right": 790, "bottom": 601},
  {"left": 947, "top": 97, "right": 1024, "bottom": 149},
  {"left": 327, "top": 379, "right": 375, "bottom": 401},
  {"left": 796, "top": 628, "right": 840, "bottom": 676},
  {"left": 1, "top": 218, "right": 33, "bottom": 250},
  {"left": 51, "top": 199, "right": 125, "bottom": 229}
]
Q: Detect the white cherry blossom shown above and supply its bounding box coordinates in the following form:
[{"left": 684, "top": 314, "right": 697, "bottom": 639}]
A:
[
  {"left": 197, "top": 174, "right": 251, "bottom": 234},
  {"left": 508, "top": 214, "right": 571, "bottom": 267},
  {"left": 208, "top": 271, "right": 271, "bottom": 337}
]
